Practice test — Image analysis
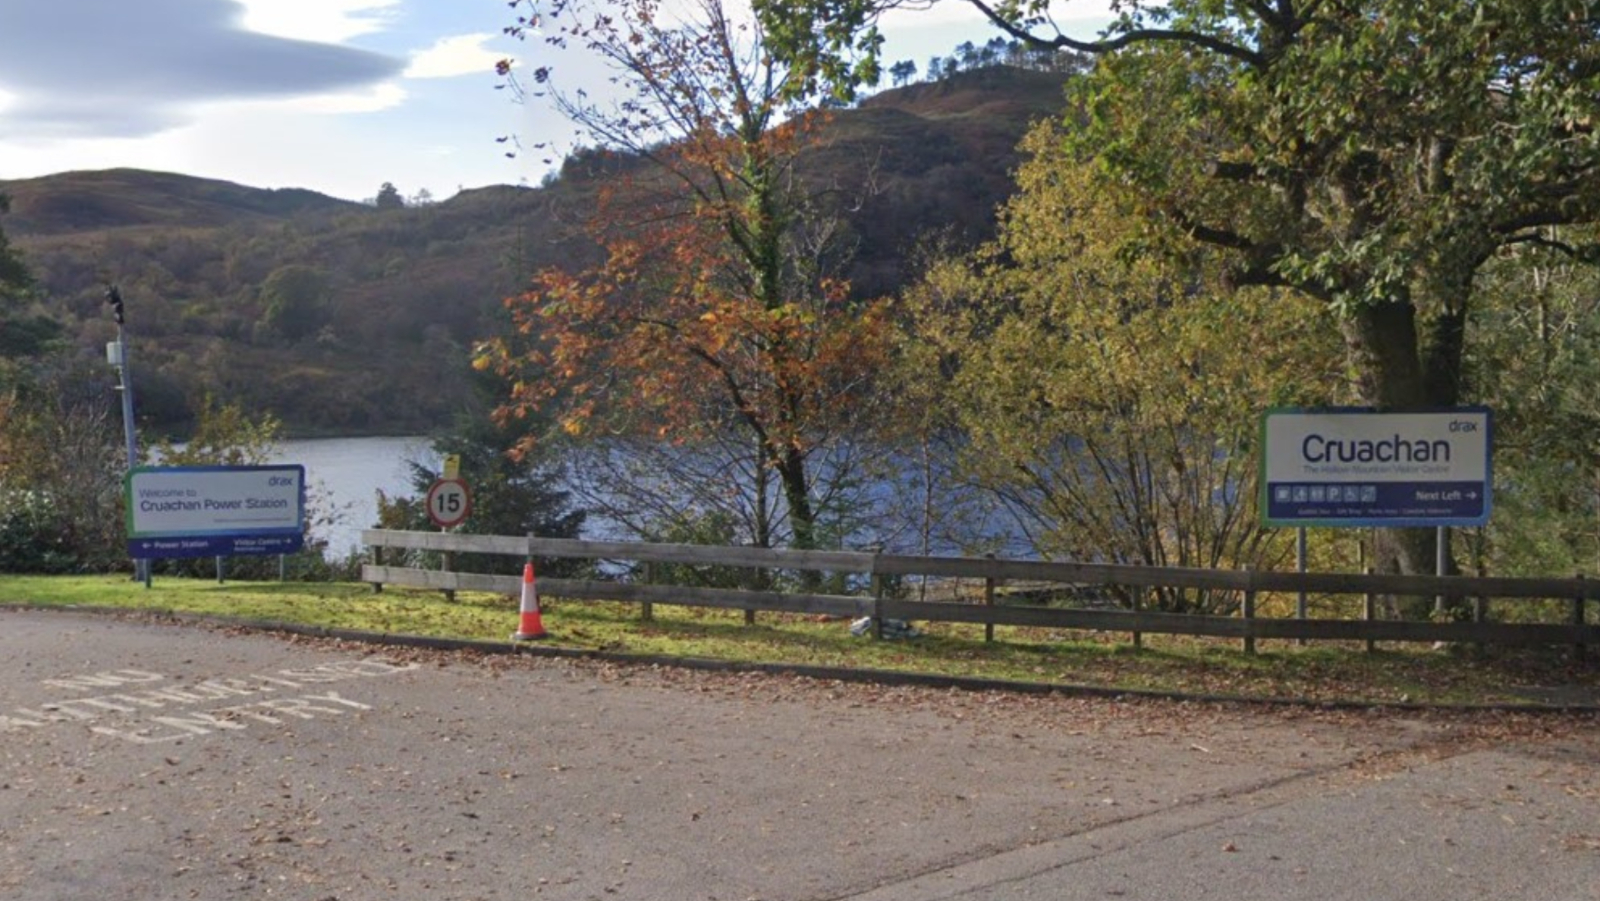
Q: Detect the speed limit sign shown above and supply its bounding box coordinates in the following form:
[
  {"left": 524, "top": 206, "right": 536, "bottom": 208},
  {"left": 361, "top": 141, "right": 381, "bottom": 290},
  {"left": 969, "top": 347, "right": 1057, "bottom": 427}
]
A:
[{"left": 425, "top": 478, "right": 472, "bottom": 528}]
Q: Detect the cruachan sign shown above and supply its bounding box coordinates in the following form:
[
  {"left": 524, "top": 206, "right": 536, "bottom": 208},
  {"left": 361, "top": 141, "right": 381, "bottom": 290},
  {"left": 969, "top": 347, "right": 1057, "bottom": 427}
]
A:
[
  {"left": 125, "top": 465, "right": 306, "bottom": 558},
  {"left": 1260, "top": 408, "right": 1491, "bottom": 528}
]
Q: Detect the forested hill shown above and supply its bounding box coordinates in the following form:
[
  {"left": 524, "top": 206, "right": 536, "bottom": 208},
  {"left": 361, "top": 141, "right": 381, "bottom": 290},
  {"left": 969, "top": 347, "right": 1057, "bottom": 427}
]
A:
[
  {"left": 0, "top": 67, "right": 1070, "bottom": 437},
  {"left": 0, "top": 169, "right": 361, "bottom": 234}
]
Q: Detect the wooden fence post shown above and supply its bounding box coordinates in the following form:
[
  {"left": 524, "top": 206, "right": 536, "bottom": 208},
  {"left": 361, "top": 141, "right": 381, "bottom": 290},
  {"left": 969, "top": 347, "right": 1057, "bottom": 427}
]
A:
[
  {"left": 1364, "top": 567, "right": 1376, "bottom": 654},
  {"left": 1574, "top": 573, "right": 1587, "bottom": 662},
  {"left": 870, "top": 549, "right": 886, "bottom": 640},
  {"left": 524, "top": 532, "right": 536, "bottom": 611},
  {"left": 1242, "top": 566, "right": 1256, "bottom": 655},
  {"left": 1473, "top": 558, "right": 1488, "bottom": 653},
  {"left": 1131, "top": 588, "right": 1143, "bottom": 650},
  {"left": 442, "top": 548, "right": 456, "bottom": 603},
  {"left": 983, "top": 553, "right": 996, "bottom": 644},
  {"left": 744, "top": 558, "right": 757, "bottom": 625},
  {"left": 641, "top": 561, "right": 655, "bottom": 623}
]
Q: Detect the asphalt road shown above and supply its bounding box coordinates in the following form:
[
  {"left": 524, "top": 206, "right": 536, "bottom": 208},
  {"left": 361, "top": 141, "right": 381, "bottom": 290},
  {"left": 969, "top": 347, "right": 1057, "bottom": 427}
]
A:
[{"left": 1, "top": 609, "right": 1596, "bottom": 901}]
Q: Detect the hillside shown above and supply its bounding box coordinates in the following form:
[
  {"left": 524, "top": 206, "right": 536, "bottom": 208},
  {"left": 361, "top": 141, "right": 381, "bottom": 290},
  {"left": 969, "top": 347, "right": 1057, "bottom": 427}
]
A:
[
  {"left": 0, "top": 169, "right": 361, "bottom": 235},
  {"left": 0, "top": 67, "right": 1071, "bottom": 437}
]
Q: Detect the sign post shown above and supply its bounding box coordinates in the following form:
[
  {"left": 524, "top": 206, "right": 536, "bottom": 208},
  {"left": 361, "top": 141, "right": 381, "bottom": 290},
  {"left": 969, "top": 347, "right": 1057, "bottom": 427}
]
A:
[{"left": 425, "top": 477, "right": 471, "bottom": 603}]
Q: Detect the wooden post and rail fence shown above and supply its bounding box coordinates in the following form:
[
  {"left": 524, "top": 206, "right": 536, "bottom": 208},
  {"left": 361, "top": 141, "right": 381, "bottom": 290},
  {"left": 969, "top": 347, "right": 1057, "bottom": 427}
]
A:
[{"left": 361, "top": 529, "right": 1598, "bottom": 656}]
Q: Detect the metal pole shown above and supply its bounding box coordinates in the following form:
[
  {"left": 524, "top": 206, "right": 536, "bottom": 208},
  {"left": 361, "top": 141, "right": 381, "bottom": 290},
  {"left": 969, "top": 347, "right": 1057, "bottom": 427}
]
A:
[
  {"left": 1574, "top": 573, "right": 1587, "bottom": 663},
  {"left": 108, "top": 288, "right": 149, "bottom": 587},
  {"left": 1435, "top": 525, "right": 1447, "bottom": 615},
  {"left": 1241, "top": 565, "right": 1256, "bottom": 655},
  {"left": 983, "top": 553, "right": 996, "bottom": 644}
]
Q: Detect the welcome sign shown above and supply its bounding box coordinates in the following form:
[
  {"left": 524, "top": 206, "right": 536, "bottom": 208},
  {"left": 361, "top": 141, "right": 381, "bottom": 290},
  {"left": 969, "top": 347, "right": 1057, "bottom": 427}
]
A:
[
  {"left": 126, "top": 466, "right": 306, "bottom": 558},
  {"left": 1260, "top": 408, "right": 1492, "bottom": 528}
]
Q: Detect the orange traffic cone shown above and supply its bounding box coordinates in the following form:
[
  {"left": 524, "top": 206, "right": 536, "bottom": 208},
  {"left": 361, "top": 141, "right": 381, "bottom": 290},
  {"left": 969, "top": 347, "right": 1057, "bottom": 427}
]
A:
[{"left": 512, "top": 562, "right": 548, "bottom": 641}]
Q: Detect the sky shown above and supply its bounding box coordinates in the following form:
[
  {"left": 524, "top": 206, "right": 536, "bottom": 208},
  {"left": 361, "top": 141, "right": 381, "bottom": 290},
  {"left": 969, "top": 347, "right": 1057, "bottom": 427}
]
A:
[{"left": 0, "top": 0, "right": 1113, "bottom": 204}]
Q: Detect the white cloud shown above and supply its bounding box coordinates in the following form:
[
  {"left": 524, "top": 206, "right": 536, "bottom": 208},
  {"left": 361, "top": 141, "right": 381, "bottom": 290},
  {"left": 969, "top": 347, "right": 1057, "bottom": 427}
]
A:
[
  {"left": 406, "top": 33, "right": 505, "bottom": 80},
  {"left": 267, "top": 82, "right": 409, "bottom": 115},
  {"left": 237, "top": 0, "right": 401, "bottom": 44},
  {"left": 0, "top": 0, "right": 403, "bottom": 140}
]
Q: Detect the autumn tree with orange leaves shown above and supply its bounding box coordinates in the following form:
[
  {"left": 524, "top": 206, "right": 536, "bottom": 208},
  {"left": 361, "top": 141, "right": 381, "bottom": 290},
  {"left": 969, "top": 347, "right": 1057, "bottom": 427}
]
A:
[{"left": 478, "top": 0, "right": 893, "bottom": 555}]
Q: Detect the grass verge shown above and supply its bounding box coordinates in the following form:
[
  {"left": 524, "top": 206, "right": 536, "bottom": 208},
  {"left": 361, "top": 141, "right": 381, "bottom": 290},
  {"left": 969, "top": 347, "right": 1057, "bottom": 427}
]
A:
[{"left": 2, "top": 574, "right": 1595, "bottom": 708}]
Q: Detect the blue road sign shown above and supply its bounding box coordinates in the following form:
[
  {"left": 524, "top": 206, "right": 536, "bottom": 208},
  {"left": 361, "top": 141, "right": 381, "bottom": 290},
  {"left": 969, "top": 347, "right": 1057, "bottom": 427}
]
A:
[
  {"left": 1260, "top": 408, "right": 1491, "bottom": 528},
  {"left": 125, "top": 465, "right": 306, "bottom": 559}
]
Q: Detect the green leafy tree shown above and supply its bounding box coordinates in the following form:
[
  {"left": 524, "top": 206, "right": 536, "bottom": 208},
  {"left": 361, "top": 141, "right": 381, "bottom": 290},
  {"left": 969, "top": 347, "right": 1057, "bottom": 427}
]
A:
[
  {"left": 902, "top": 122, "right": 1341, "bottom": 611},
  {"left": 0, "top": 194, "right": 28, "bottom": 307},
  {"left": 0, "top": 193, "right": 59, "bottom": 374},
  {"left": 258, "top": 264, "right": 331, "bottom": 342},
  {"left": 1467, "top": 243, "right": 1600, "bottom": 578},
  {"left": 374, "top": 182, "right": 405, "bottom": 210},
  {"left": 0, "top": 367, "right": 124, "bottom": 574},
  {"left": 0, "top": 202, "right": 105, "bottom": 573},
  {"left": 148, "top": 394, "right": 283, "bottom": 467},
  {"left": 761, "top": 0, "right": 1600, "bottom": 584}
]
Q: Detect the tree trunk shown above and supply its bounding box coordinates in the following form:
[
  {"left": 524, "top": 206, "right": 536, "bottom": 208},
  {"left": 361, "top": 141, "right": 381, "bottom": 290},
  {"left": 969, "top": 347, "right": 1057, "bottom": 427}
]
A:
[
  {"left": 1341, "top": 297, "right": 1429, "bottom": 410},
  {"left": 1422, "top": 305, "right": 1467, "bottom": 409},
  {"left": 1341, "top": 298, "right": 1463, "bottom": 617},
  {"left": 748, "top": 436, "right": 774, "bottom": 591},
  {"left": 775, "top": 441, "right": 821, "bottom": 590}
]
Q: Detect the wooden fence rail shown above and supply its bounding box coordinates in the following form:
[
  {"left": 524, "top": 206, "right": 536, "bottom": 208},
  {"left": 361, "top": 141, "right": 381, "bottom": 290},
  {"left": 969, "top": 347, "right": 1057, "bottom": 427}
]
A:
[{"left": 360, "top": 529, "right": 1597, "bottom": 655}]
